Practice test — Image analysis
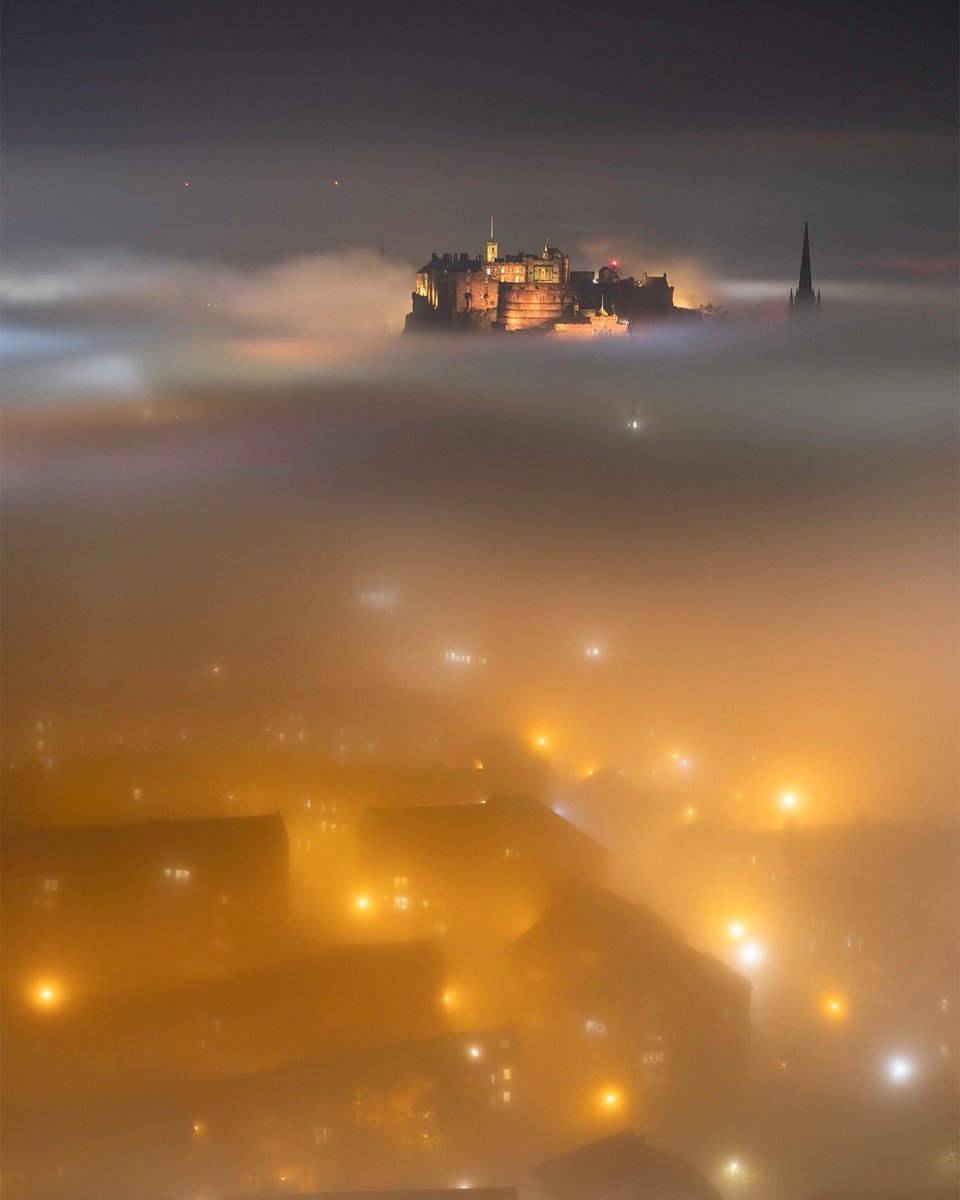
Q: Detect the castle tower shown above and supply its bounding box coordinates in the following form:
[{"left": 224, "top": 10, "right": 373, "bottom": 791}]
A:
[
  {"left": 486, "top": 218, "right": 498, "bottom": 264},
  {"left": 790, "top": 222, "right": 819, "bottom": 317}
]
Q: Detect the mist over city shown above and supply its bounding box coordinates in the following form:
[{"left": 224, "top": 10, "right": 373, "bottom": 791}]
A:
[{"left": 2, "top": 4, "right": 957, "bottom": 1200}]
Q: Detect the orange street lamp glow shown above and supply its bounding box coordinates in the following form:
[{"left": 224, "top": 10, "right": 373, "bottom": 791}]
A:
[
  {"left": 822, "top": 995, "right": 848, "bottom": 1020},
  {"left": 780, "top": 790, "right": 798, "bottom": 811},
  {"left": 354, "top": 895, "right": 371, "bottom": 912},
  {"left": 598, "top": 1086, "right": 623, "bottom": 1112},
  {"left": 31, "top": 980, "right": 61, "bottom": 1010},
  {"left": 727, "top": 921, "right": 746, "bottom": 940}
]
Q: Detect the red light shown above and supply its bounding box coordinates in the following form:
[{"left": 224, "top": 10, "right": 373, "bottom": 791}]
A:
[{"left": 610, "top": 259, "right": 618, "bottom": 267}]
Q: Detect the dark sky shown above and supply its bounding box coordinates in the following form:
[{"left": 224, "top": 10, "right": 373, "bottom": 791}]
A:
[
  {"left": 6, "top": 1, "right": 958, "bottom": 146},
  {"left": 3, "top": 1, "right": 957, "bottom": 272}
]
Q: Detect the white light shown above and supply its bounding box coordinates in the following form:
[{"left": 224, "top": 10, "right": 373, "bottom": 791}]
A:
[
  {"left": 585, "top": 646, "right": 601, "bottom": 658},
  {"left": 781, "top": 791, "right": 798, "bottom": 811},
  {"left": 738, "top": 941, "right": 764, "bottom": 968},
  {"left": 885, "top": 1054, "right": 915, "bottom": 1084}
]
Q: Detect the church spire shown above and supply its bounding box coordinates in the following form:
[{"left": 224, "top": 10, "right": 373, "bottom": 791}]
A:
[
  {"left": 790, "top": 222, "right": 819, "bottom": 316},
  {"left": 798, "top": 221, "right": 813, "bottom": 295}
]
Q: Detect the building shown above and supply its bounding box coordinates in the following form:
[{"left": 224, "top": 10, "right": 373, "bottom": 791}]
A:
[
  {"left": 504, "top": 881, "right": 750, "bottom": 1132},
  {"left": 1, "top": 1028, "right": 522, "bottom": 1196},
  {"left": 357, "top": 795, "right": 607, "bottom": 943},
  {"left": 788, "top": 221, "right": 821, "bottom": 316},
  {"left": 534, "top": 1128, "right": 722, "bottom": 1200},
  {"left": 3, "top": 940, "right": 450, "bottom": 1105},
  {"left": 1, "top": 813, "right": 289, "bottom": 994},
  {"left": 404, "top": 224, "right": 688, "bottom": 335},
  {"left": 670, "top": 817, "right": 959, "bottom": 1061}
]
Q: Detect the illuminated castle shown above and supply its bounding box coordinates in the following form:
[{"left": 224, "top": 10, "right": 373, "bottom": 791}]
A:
[
  {"left": 788, "top": 221, "right": 821, "bottom": 317},
  {"left": 404, "top": 221, "right": 686, "bottom": 335}
]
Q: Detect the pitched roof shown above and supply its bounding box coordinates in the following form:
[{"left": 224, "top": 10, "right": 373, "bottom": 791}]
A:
[
  {"left": 2, "top": 812, "right": 287, "bottom": 860},
  {"left": 535, "top": 1128, "right": 722, "bottom": 1200}
]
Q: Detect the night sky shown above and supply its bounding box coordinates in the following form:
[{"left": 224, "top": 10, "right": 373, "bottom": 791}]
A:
[{"left": 3, "top": 1, "right": 957, "bottom": 274}]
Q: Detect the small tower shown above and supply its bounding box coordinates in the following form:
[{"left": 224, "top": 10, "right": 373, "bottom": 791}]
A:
[
  {"left": 790, "top": 222, "right": 819, "bottom": 317},
  {"left": 486, "top": 218, "right": 498, "bottom": 264}
]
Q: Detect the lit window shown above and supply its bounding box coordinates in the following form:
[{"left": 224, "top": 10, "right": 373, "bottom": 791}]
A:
[
  {"left": 394, "top": 896, "right": 409, "bottom": 911},
  {"left": 165, "top": 867, "right": 191, "bottom": 881},
  {"left": 43, "top": 878, "right": 59, "bottom": 892},
  {"left": 503, "top": 1067, "right": 511, "bottom": 1080},
  {"left": 504, "top": 847, "right": 520, "bottom": 859},
  {"left": 585, "top": 1020, "right": 607, "bottom": 1035},
  {"left": 502, "top": 1090, "right": 511, "bottom": 1103},
  {"left": 394, "top": 875, "right": 408, "bottom": 887}
]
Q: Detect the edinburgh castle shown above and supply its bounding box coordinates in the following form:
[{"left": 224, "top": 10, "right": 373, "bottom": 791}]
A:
[{"left": 404, "top": 221, "right": 698, "bottom": 336}]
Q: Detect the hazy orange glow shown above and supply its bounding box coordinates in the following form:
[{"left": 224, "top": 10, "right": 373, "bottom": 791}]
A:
[
  {"left": 30, "top": 980, "right": 62, "bottom": 1011},
  {"left": 821, "top": 995, "right": 848, "bottom": 1021},
  {"left": 598, "top": 1085, "right": 625, "bottom": 1113}
]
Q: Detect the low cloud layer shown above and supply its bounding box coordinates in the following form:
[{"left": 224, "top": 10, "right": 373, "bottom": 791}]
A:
[{"left": 2, "top": 247, "right": 413, "bottom": 401}]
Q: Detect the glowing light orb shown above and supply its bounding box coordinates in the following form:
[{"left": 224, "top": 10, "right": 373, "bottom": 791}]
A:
[
  {"left": 467, "top": 1045, "right": 481, "bottom": 1059},
  {"left": 737, "top": 941, "right": 764, "bottom": 968},
  {"left": 31, "top": 980, "right": 61, "bottom": 1010},
  {"left": 598, "top": 1086, "right": 623, "bottom": 1111},
  {"left": 821, "top": 995, "right": 847, "bottom": 1020},
  {"left": 727, "top": 921, "right": 746, "bottom": 940},
  {"left": 885, "top": 1054, "right": 915, "bottom": 1084},
  {"left": 780, "top": 791, "right": 798, "bottom": 811},
  {"left": 354, "top": 895, "right": 370, "bottom": 911}
]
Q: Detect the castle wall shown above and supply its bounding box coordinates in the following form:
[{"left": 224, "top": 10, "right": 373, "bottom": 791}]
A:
[
  {"left": 451, "top": 271, "right": 499, "bottom": 316},
  {"left": 495, "top": 282, "right": 576, "bottom": 332},
  {"left": 550, "top": 312, "right": 630, "bottom": 339}
]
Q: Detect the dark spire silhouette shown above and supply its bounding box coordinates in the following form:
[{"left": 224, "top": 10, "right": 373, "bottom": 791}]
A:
[
  {"left": 790, "top": 222, "right": 819, "bottom": 317},
  {"left": 798, "top": 222, "right": 812, "bottom": 293}
]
